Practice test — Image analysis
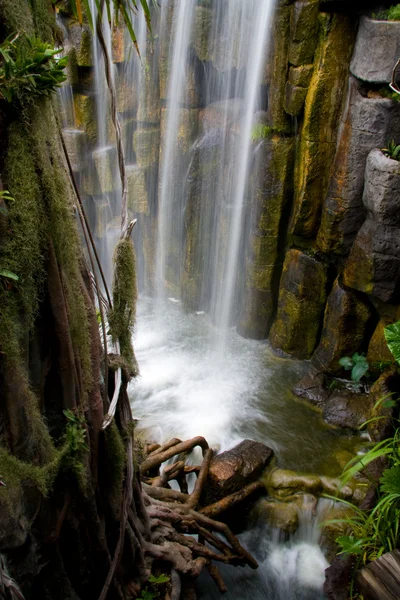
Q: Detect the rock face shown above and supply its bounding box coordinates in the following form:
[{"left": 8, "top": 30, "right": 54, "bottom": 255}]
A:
[
  {"left": 312, "top": 279, "right": 375, "bottom": 375},
  {"left": 343, "top": 149, "right": 400, "bottom": 303},
  {"left": 317, "top": 80, "right": 400, "bottom": 256},
  {"left": 206, "top": 440, "right": 273, "bottom": 502},
  {"left": 290, "top": 13, "right": 355, "bottom": 238},
  {"left": 350, "top": 16, "right": 400, "bottom": 84},
  {"left": 322, "top": 390, "right": 371, "bottom": 430},
  {"left": 270, "top": 249, "right": 327, "bottom": 358}
]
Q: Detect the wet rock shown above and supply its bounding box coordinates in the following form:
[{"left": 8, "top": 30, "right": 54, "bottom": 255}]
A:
[
  {"left": 266, "top": 4, "right": 292, "bottom": 133},
  {"left": 284, "top": 81, "right": 308, "bottom": 116},
  {"left": 320, "top": 476, "right": 353, "bottom": 500},
  {"left": 126, "top": 165, "right": 149, "bottom": 215},
  {"left": 270, "top": 250, "right": 328, "bottom": 359},
  {"left": 83, "top": 146, "right": 117, "bottom": 195},
  {"left": 350, "top": 16, "right": 400, "bottom": 84},
  {"left": 133, "top": 128, "right": 160, "bottom": 169},
  {"left": 321, "top": 505, "right": 355, "bottom": 563},
  {"left": 116, "top": 70, "right": 137, "bottom": 115},
  {"left": 317, "top": 80, "right": 400, "bottom": 255},
  {"left": 290, "top": 14, "right": 356, "bottom": 238},
  {"left": 367, "top": 319, "right": 399, "bottom": 369},
  {"left": 343, "top": 149, "right": 400, "bottom": 303},
  {"left": 266, "top": 469, "right": 321, "bottom": 499},
  {"left": 199, "top": 99, "right": 245, "bottom": 132},
  {"left": 160, "top": 108, "right": 198, "bottom": 156},
  {"left": 73, "top": 93, "right": 97, "bottom": 146},
  {"left": 194, "top": 6, "right": 212, "bottom": 62},
  {"left": 312, "top": 278, "right": 375, "bottom": 375},
  {"left": 137, "top": 57, "right": 161, "bottom": 124},
  {"left": 112, "top": 26, "right": 124, "bottom": 63},
  {"left": 324, "top": 554, "right": 354, "bottom": 600},
  {"left": 206, "top": 440, "right": 273, "bottom": 502},
  {"left": 259, "top": 499, "right": 299, "bottom": 534},
  {"left": 292, "top": 367, "right": 329, "bottom": 407},
  {"left": 322, "top": 390, "right": 371, "bottom": 430},
  {"left": 239, "top": 136, "right": 295, "bottom": 338},
  {"left": 68, "top": 22, "right": 92, "bottom": 67},
  {"left": 288, "top": 0, "right": 320, "bottom": 66},
  {"left": 62, "top": 129, "right": 87, "bottom": 172}
]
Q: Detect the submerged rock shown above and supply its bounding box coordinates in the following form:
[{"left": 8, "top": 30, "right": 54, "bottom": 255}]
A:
[
  {"left": 292, "top": 367, "right": 329, "bottom": 407},
  {"left": 266, "top": 469, "right": 322, "bottom": 499},
  {"left": 257, "top": 499, "right": 299, "bottom": 534},
  {"left": 322, "top": 390, "right": 370, "bottom": 430},
  {"left": 206, "top": 440, "right": 273, "bottom": 502}
]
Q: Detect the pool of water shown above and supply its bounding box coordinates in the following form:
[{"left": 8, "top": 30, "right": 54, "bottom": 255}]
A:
[{"left": 129, "top": 298, "right": 360, "bottom": 477}]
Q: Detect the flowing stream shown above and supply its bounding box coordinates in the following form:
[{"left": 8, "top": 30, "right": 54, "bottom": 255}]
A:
[{"left": 59, "top": 1, "right": 362, "bottom": 597}]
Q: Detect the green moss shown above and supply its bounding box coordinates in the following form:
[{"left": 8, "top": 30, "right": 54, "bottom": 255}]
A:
[
  {"left": 31, "top": 0, "right": 57, "bottom": 42},
  {"left": 373, "top": 5, "right": 400, "bottom": 20},
  {"left": 30, "top": 100, "right": 92, "bottom": 400},
  {"left": 104, "top": 422, "right": 126, "bottom": 488},
  {"left": 0, "top": 0, "right": 35, "bottom": 36},
  {"left": 108, "top": 238, "right": 138, "bottom": 374},
  {"left": 379, "top": 86, "right": 400, "bottom": 103}
]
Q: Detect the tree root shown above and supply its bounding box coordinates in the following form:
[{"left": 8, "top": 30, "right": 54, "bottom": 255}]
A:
[{"left": 137, "top": 435, "right": 264, "bottom": 598}]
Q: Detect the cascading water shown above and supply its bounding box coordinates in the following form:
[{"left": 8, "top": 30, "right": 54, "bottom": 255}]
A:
[{"left": 58, "top": 3, "right": 363, "bottom": 598}]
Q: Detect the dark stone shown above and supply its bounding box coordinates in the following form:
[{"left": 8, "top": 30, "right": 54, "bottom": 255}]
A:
[
  {"left": 206, "top": 440, "right": 273, "bottom": 502},
  {"left": 292, "top": 367, "right": 329, "bottom": 407},
  {"left": 367, "top": 370, "right": 399, "bottom": 442},
  {"left": 322, "top": 390, "right": 371, "bottom": 430},
  {"left": 324, "top": 554, "right": 354, "bottom": 600}
]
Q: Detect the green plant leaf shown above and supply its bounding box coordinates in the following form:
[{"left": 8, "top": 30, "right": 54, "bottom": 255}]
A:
[
  {"left": 336, "top": 536, "right": 365, "bottom": 555},
  {"left": 339, "top": 356, "right": 354, "bottom": 370},
  {"left": 384, "top": 321, "right": 400, "bottom": 364},
  {"left": 351, "top": 361, "right": 369, "bottom": 382},
  {"left": 0, "top": 269, "right": 19, "bottom": 281},
  {"left": 149, "top": 574, "right": 170, "bottom": 584},
  {"left": 380, "top": 466, "right": 400, "bottom": 494}
]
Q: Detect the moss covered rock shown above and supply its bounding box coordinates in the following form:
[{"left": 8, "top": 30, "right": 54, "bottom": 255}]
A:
[
  {"left": 317, "top": 80, "right": 400, "bottom": 256},
  {"left": 258, "top": 499, "right": 299, "bottom": 533},
  {"left": 290, "top": 13, "right": 355, "bottom": 238},
  {"left": 239, "top": 136, "right": 295, "bottom": 338},
  {"left": 265, "top": 469, "right": 322, "bottom": 499},
  {"left": 269, "top": 249, "right": 327, "bottom": 358},
  {"left": 312, "top": 278, "right": 375, "bottom": 374},
  {"left": 265, "top": 4, "right": 292, "bottom": 133},
  {"left": 62, "top": 129, "right": 87, "bottom": 172},
  {"left": 343, "top": 149, "right": 400, "bottom": 303},
  {"left": 194, "top": 5, "right": 213, "bottom": 61},
  {"left": 126, "top": 165, "right": 149, "bottom": 215},
  {"left": 160, "top": 107, "right": 198, "bottom": 156},
  {"left": 83, "top": 146, "right": 117, "bottom": 195},
  {"left": 137, "top": 57, "right": 161, "bottom": 124},
  {"left": 133, "top": 127, "right": 160, "bottom": 168},
  {"left": 68, "top": 22, "right": 92, "bottom": 67},
  {"left": 288, "top": 0, "right": 320, "bottom": 66},
  {"left": 73, "top": 93, "right": 97, "bottom": 146}
]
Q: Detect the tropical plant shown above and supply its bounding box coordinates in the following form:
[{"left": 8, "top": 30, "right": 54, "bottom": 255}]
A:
[
  {"left": 382, "top": 140, "right": 400, "bottom": 160},
  {"left": 339, "top": 353, "right": 370, "bottom": 383},
  {"left": 384, "top": 321, "right": 400, "bottom": 364},
  {"left": 69, "top": 0, "right": 157, "bottom": 53},
  {"left": 0, "top": 33, "right": 68, "bottom": 103}
]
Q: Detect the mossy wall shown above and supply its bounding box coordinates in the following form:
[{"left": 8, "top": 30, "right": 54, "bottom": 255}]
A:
[{"left": 60, "top": 0, "right": 400, "bottom": 378}]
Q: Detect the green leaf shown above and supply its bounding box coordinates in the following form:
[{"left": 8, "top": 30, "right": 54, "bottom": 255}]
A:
[
  {"left": 0, "top": 269, "right": 19, "bottom": 281},
  {"left": 384, "top": 321, "right": 400, "bottom": 364},
  {"left": 339, "top": 356, "right": 354, "bottom": 370},
  {"left": 351, "top": 361, "right": 369, "bottom": 382},
  {"left": 336, "top": 536, "right": 365, "bottom": 555},
  {"left": 380, "top": 466, "right": 400, "bottom": 494},
  {"left": 149, "top": 574, "right": 169, "bottom": 584}
]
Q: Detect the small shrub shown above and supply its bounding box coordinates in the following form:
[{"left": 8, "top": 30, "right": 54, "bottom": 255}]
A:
[
  {"left": 372, "top": 4, "right": 400, "bottom": 20},
  {"left": 382, "top": 140, "right": 400, "bottom": 161},
  {"left": 0, "top": 33, "right": 67, "bottom": 103},
  {"left": 138, "top": 574, "right": 170, "bottom": 600},
  {"left": 339, "top": 353, "right": 369, "bottom": 383}
]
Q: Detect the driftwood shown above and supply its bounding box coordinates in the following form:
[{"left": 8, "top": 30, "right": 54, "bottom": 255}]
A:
[
  {"left": 137, "top": 435, "right": 265, "bottom": 596},
  {"left": 357, "top": 550, "right": 400, "bottom": 600}
]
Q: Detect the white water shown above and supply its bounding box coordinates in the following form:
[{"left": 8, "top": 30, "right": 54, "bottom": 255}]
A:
[{"left": 156, "top": 0, "right": 196, "bottom": 302}]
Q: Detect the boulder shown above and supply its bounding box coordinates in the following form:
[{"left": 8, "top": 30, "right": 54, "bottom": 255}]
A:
[
  {"left": 350, "top": 16, "right": 400, "bottom": 84},
  {"left": 292, "top": 366, "right": 329, "bottom": 407},
  {"left": 312, "top": 278, "right": 375, "bottom": 375},
  {"left": 324, "top": 555, "right": 354, "bottom": 600},
  {"left": 265, "top": 3, "right": 292, "bottom": 133},
  {"left": 266, "top": 469, "right": 322, "bottom": 499},
  {"left": 290, "top": 13, "right": 356, "bottom": 238},
  {"left": 343, "top": 149, "right": 400, "bottom": 303},
  {"left": 288, "top": 0, "right": 320, "bottom": 66},
  {"left": 258, "top": 499, "right": 299, "bottom": 534},
  {"left": 269, "top": 249, "right": 328, "bottom": 358},
  {"left": 322, "top": 390, "right": 371, "bottom": 430},
  {"left": 367, "top": 370, "right": 399, "bottom": 443},
  {"left": 317, "top": 80, "right": 400, "bottom": 255},
  {"left": 238, "top": 137, "right": 295, "bottom": 338},
  {"left": 206, "top": 440, "right": 273, "bottom": 502}
]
